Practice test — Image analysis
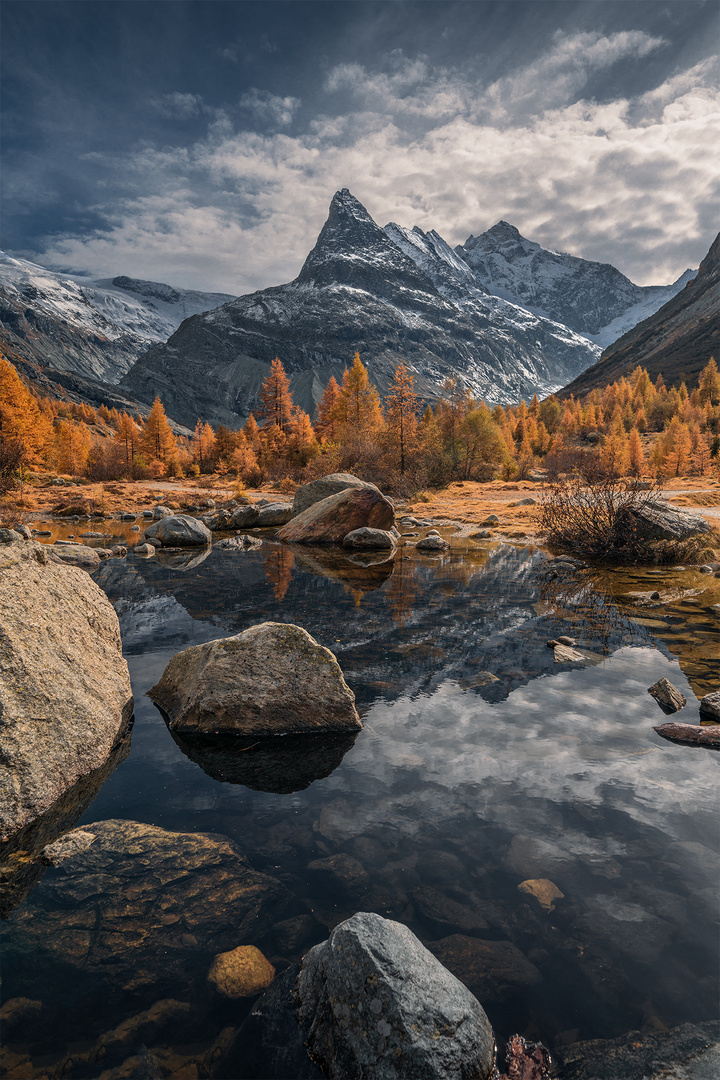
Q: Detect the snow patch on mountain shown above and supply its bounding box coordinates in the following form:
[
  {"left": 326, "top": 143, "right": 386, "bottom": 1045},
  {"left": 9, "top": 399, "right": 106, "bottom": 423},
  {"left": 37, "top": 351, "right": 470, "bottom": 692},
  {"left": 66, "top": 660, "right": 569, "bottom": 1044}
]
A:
[
  {"left": 458, "top": 222, "right": 694, "bottom": 344},
  {"left": 0, "top": 251, "right": 235, "bottom": 382}
]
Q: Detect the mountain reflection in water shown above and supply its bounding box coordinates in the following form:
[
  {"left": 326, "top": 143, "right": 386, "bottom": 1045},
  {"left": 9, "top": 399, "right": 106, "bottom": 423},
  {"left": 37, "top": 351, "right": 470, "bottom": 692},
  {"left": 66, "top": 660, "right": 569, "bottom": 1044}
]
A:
[{"left": 2, "top": 533, "right": 718, "bottom": 1079}]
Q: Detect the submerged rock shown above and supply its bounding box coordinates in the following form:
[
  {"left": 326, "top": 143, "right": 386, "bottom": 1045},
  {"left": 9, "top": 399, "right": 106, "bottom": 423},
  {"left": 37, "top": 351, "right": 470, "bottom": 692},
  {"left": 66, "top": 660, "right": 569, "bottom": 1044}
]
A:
[
  {"left": 0, "top": 540, "right": 133, "bottom": 844},
  {"left": 149, "top": 622, "right": 361, "bottom": 735},
  {"left": 234, "top": 912, "right": 495, "bottom": 1080},
  {"left": 3, "top": 819, "right": 291, "bottom": 998},
  {"left": 555, "top": 1020, "right": 720, "bottom": 1080},
  {"left": 428, "top": 935, "right": 541, "bottom": 1003},
  {"left": 41, "top": 828, "right": 96, "bottom": 866},
  {"left": 517, "top": 878, "right": 565, "bottom": 913},
  {"left": 144, "top": 514, "right": 211, "bottom": 548},
  {"left": 292, "top": 473, "right": 381, "bottom": 517},
  {"left": 277, "top": 487, "right": 394, "bottom": 545},
  {"left": 208, "top": 944, "right": 276, "bottom": 998}
]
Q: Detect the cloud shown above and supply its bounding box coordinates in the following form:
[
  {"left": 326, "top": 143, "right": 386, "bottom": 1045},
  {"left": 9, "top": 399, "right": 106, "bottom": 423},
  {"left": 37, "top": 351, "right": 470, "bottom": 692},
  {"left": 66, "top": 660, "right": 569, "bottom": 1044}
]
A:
[
  {"left": 37, "top": 33, "right": 719, "bottom": 293},
  {"left": 238, "top": 88, "right": 300, "bottom": 128},
  {"left": 482, "top": 30, "right": 668, "bottom": 119},
  {"left": 152, "top": 92, "right": 207, "bottom": 119}
]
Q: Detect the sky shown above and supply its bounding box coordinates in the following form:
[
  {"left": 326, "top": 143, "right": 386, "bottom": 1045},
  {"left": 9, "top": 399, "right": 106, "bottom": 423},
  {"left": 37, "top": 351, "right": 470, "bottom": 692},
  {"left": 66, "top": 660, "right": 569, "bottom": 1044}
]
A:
[{"left": 1, "top": 0, "right": 718, "bottom": 295}]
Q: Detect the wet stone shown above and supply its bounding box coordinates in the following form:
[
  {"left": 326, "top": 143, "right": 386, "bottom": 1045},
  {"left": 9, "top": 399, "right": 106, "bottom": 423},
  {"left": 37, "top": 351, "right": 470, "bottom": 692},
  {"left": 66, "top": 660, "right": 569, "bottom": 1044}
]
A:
[
  {"left": 3, "top": 819, "right": 292, "bottom": 999},
  {"left": 307, "top": 853, "right": 370, "bottom": 893},
  {"left": 428, "top": 935, "right": 542, "bottom": 1003},
  {"left": 411, "top": 884, "right": 489, "bottom": 933},
  {"left": 647, "top": 677, "right": 687, "bottom": 715},
  {"left": 207, "top": 944, "right": 276, "bottom": 999}
]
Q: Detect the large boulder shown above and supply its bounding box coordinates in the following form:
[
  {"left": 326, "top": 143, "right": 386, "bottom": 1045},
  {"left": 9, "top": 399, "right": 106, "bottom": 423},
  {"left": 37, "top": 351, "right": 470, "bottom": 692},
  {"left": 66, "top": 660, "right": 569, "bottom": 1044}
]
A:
[
  {"left": 0, "top": 540, "right": 133, "bottom": 843},
  {"left": 292, "top": 473, "right": 381, "bottom": 517},
  {"left": 143, "top": 514, "right": 212, "bottom": 547},
  {"left": 3, "top": 819, "right": 291, "bottom": 1000},
  {"left": 277, "top": 487, "right": 394, "bottom": 545},
  {"left": 613, "top": 499, "right": 713, "bottom": 543},
  {"left": 148, "top": 622, "right": 361, "bottom": 735},
  {"left": 233, "top": 912, "right": 496, "bottom": 1080}
]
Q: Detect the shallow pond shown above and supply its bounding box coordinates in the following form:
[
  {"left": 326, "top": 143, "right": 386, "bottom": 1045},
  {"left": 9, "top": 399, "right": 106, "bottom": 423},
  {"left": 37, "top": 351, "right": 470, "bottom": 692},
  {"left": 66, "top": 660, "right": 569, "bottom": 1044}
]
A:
[{"left": 2, "top": 525, "right": 719, "bottom": 1078}]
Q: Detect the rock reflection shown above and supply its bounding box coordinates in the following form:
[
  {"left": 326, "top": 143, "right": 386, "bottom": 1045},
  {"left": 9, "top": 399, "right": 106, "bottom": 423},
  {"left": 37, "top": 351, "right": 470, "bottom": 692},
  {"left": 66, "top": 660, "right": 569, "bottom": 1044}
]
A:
[
  {"left": 0, "top": 723, "right": 132, "bottom": 918},
  {"left": 153, "top": 546, "right": 212, "bottom": 571},
  {"left": 291, "top": 545, "right": 394, "bottom": 593},
  {"left": 169, "top": 730, "right": 359, "bottom": 793}
]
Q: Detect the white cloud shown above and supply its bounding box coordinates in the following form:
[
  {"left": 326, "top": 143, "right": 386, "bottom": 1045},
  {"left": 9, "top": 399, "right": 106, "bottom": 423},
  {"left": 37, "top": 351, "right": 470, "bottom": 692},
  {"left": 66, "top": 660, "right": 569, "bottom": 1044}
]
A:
[
  {"left": 38, "top": 33, "right": 719, "bottom": 292},
  {"left": 238, "top": 88, "right": 300, "bottom": 128}
]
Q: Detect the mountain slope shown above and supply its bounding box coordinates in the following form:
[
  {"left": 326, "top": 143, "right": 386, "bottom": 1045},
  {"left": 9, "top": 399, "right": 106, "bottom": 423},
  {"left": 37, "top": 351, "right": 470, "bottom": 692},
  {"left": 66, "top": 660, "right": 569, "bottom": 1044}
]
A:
[
  {"left": 120, "top": 190, "right": 601, "bottom": 428},
  {"left": 0, "top": 252, "right": 234, "bottom": 383},
  {"left": 558, "top": 232, "right": 720, "bottom": 398},
  {"left": 458, "top": 222, "right": 694, "bottom": 345}
]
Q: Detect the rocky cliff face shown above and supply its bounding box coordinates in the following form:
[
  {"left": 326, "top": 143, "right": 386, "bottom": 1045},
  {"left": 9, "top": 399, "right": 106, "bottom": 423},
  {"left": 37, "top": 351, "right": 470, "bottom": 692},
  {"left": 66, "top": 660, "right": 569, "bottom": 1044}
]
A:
[
  {"left": 559, "top": 231, "right": 720, "bottom": 397},
  {"left": 0, "top": 252, "right": 234, "bottom": 383},
  {"left": 458, "top": 221, "right": 694, "bottom": 345},
  {"left": 120, "top": 190, "right": 601, "bottom": 427}
]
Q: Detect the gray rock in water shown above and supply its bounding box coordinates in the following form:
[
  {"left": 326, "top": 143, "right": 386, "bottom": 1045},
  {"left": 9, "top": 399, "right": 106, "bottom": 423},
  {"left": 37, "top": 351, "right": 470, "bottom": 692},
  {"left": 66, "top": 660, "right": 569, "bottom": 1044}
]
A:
[
  {"left": 295, "top": 912, "right": 496, "bottom": 1080},
  {"left": 553, "top": 644, "right": 587, "bottom": 663},
  {"left": 12, "top": 524, "right": 32, "bottom": 540},
  {"left": 343, "top": 527, "right": 396, "bottom": 550},
  {"left": 554, "top": 1021, "right": 720, "bottom": 1080},
  {"left": 152, "top": 505, "right": 173, "bottom": 520},
  {"left": 416, "top": 535, "right": 450, "bottom": 552},
  {"left": 614, "top": 498, "right": 712, "bottom": 543},
  {"left": 230, "top": 505, "right": 261, "bottom": 529},
  {"left": 149, "top": 622, "right": 361, "bottom": 735},
  {"left": 255, "top": 502, "right": 293, "bottom": 527},
  {"left": 292, "top": 473, "right": 381, "bottom": 518},
  {"left": 214, "top": 534, "right": 263, "bottom": 550},
  {"left": 47, "top": 543, "right": 101, "bottom": 570},
  {"left": 699, "top": 691, "right": 720, "bottom": 723},
  {"left": 134, "top": 543, "right": 156, "bottom": 556},
  {"left": 0, "top": 540, "right": 133, "bottom": 842},
  {"left": 647, "top": 678, "right": 687, "bottom": 715},
  {"left": 144, "top": 514, "right": 211, "bottom": 548}
]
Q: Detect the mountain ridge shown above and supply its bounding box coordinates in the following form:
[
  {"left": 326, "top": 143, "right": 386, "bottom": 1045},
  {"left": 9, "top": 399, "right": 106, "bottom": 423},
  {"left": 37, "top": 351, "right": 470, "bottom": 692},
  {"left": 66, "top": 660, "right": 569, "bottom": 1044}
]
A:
[
  {"left": 457, "top": 223, "right": 694, "bottom": 345},
  {"left": 119, "top": 190, "right": 603, "bottom": 427},
  {"left": 559, "top": 231, "right": 720, "bottom": 398}
]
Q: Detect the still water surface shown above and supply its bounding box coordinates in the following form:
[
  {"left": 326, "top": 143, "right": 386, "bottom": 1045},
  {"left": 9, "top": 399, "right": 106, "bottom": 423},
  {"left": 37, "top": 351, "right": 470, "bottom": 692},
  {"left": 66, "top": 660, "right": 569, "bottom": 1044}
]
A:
[{"left": 3, "top": 530, "right": 719, "bottom": 1077}]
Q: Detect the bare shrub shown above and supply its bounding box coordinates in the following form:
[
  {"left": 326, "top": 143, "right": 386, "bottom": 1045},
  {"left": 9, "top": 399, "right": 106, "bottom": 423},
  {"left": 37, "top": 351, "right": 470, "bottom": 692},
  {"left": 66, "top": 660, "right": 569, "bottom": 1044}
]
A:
[{"left": 540, "top": 465, "right": 702, "bottom": 563}]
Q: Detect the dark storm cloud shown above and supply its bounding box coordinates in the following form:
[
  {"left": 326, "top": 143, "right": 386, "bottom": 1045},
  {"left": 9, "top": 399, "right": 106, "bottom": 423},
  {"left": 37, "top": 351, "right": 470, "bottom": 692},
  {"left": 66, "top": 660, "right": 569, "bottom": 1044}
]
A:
[{"left": 1, "top": 1, "right": 717, "bottom": 291}]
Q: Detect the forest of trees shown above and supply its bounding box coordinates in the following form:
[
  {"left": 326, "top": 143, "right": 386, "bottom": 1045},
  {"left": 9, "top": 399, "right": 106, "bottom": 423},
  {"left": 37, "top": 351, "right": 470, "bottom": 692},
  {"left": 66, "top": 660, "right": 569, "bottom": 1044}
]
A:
[{"left": 1, "top": 350, "right": 719, "bottom": 495}]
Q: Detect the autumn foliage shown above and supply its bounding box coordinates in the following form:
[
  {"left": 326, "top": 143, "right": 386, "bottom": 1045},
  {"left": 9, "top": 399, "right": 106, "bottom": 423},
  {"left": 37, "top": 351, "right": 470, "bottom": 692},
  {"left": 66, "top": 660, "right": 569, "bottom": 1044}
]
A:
[{"left": 1, "top": 347, "right": 718, "bottom": 496}]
